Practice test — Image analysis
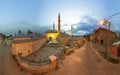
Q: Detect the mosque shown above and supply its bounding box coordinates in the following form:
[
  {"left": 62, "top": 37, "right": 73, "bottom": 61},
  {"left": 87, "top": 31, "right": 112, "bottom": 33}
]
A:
[{"left": 45, "top": 13, "right": 61, "bottom": 41}]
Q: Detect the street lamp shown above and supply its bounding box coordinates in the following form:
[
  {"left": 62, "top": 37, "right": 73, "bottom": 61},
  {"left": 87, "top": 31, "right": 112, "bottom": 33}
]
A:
[
  {"left": 99, "top": 19, "right": 111, "bottom": 59},
  {"left": 99, "top": 12, "right": 120, "bottom": 59}
]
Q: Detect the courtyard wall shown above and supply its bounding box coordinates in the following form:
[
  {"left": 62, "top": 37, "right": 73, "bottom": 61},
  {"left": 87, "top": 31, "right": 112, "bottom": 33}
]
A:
[
  {"left": 11, "top": 37, "right": 47, "bottom": 57},
  {"left": 16, "top": 55, "right": 57, "bottom": 74}
]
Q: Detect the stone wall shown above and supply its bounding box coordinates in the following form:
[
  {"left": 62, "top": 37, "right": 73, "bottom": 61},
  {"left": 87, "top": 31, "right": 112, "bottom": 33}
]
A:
[
  {"left": 11, "top": 37, "right": 47, "bottom": 57},
  {"left": 16, "top": 55, "right": 57, "bottom": 74},
  {"left": 58, "top": 33, "right": 71, "bottom": 45},
  {"left": 65, "top": 39, "right": 85, "bottom": 55},
  {"left": 14, "top": 37, "right": 31, "bottom": 41},
  {"left": 93, "top": 28, "right": 116, "bottom": 46}
]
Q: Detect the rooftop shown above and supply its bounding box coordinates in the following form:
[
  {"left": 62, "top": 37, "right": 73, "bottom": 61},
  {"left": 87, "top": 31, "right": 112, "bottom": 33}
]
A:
[
  {"left": 46, "top": 30, "right": 58, "bottom": 33},
  {"left": 94, "top": 27, "right": 116, "bottom": 34},
  {"left": 12, "top": 36, "right": 45, "bottom": 43}
]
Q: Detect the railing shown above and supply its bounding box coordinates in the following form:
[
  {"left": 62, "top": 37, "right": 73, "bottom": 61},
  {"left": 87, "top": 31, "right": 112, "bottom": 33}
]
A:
[
  {"left": 16, "top": 47, "right": 65, "bottom": 66},
  {"left": 54, "top": 49, "right": 65, "bottom": 60}
]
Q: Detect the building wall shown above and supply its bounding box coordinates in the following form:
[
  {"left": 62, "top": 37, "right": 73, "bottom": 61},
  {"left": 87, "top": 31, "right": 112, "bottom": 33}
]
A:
[
  {"left": 58, "top": 34, "right": 71, "bottom": 45},
  {"left": 90, "top": 35, "right": 93, "bottom": 42},
  {"left": 11, "top": 37, "right": 47, "bottom": 57},
  {"left": 5, "top": 39, "right": 13, "bottom": 46},
  {"left": 0, "top": 38, "right": 2, "bottom": 44},
  {"left": 45, "top": 33, "right": 59, "bottom": 41},
  {"left": 0, "top": 35, "right": 3, "bottom": 44},
  {"left": 93, "top": 29, "right": 116, "bottom": 46}
]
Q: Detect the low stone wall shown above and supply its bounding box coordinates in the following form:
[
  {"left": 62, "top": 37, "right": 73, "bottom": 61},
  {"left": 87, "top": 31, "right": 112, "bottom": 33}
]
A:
[
  {"left": 65, "top": 46, "right": 74, "bottom": 55},
  {"left": 11, "top": 37, "right": 47, "bottom": 57},
  {"left": 65, "top": 39, "right": 85, "bottom": 55},
  {"left": 16, "top": 55, "right": 57, "bottom": 74}
]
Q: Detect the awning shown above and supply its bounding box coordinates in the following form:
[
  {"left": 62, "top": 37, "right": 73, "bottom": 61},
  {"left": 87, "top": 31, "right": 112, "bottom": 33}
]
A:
[{"left": 112, "top": 40, "right": 120, "bottom": 45}]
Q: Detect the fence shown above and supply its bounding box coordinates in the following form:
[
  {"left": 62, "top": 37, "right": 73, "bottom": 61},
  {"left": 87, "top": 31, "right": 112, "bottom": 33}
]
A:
[{"left": 19, "top": 56, "right": 51, "bottom": 66}]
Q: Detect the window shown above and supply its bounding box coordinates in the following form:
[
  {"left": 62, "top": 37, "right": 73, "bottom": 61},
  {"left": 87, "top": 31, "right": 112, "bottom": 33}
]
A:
[{"left": 101, "top": 40, "right": 103, "bottom": 44}]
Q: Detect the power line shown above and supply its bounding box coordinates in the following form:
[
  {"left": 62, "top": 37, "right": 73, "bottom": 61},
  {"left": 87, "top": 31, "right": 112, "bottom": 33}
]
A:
[{"left": 105, "top": 12, "right": 120, "bottom": 20}]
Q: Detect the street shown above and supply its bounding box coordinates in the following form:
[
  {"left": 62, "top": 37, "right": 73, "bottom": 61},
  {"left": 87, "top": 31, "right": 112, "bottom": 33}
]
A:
[
  {"left": 1, "top": 42, "right": 120, "bottom": 75},
  {"left": 47, "top": 42, "right": 120, "bottom": 75},
  {"left": 0, "top": 44, "right": 31, "bottom": 75}
]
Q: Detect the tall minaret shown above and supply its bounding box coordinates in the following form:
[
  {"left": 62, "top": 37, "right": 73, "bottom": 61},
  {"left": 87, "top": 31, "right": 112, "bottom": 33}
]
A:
[
  {"left": 58, "top": 13, "right": 61, "bottom": 33},
  {"left": 53, "top": 23, "right": 55, "bottom": 30}
]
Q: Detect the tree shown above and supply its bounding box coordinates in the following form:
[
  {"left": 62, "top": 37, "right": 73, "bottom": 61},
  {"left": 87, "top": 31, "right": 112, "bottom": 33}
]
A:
[
  {"left": 27, "top": 29, "right": 32, "bottom": 35},
  {"left": 18, "top": 30, "right": 21, "bottom": 34}
]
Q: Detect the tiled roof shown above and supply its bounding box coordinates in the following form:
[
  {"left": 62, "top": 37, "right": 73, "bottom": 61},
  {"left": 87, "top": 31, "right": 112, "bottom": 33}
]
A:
[{"left": 15, "top": 33, "right": 38, "bottom": 38}]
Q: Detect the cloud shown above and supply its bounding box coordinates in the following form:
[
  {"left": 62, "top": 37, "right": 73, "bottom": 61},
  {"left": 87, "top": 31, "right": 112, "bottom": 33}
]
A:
[
  {"left": 0, "top": 21, "right": 51, "bottom": 35},
  {"left": 70, "top": 15, "right": 120, "bottom": 35},
  {"left": 109, "top": 16, "right": 120, "bottom": 33},
  {"left": 71, "top": 15, "right": 98, "bottom": 35},
  {"left": 71, "top": 14, "right": 120, "bottom": 35}
]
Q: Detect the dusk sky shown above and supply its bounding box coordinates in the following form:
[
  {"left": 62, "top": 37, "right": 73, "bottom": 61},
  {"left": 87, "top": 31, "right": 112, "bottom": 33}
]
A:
[{"left": 0, "top": 0, "right": 120, "bottom": 35}]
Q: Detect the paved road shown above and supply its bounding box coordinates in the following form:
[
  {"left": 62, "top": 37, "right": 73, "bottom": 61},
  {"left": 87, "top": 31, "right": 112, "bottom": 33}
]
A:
[
  {"left": 1, "top": 42, "right": 120, "bottom": 75},
  {"left": 47, "top": 42, "right": 120, "bottom": 75},
  {"left": 0, "top": 44, "right": 31, "bottom": 75}
]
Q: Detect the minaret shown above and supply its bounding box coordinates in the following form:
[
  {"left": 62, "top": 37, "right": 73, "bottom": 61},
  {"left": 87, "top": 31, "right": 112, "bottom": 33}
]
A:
[
  {"left": 58, "top": 13, "right": 61, "bottom": 33},
  {"left": 53, "top": 23, "right": 55, "bottom": 30}
]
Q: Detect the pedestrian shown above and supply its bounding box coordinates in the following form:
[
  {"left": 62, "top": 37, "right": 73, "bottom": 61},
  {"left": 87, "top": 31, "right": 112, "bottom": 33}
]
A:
[{"left": 117, "top": 44, "right": 120, "bottom": 62}]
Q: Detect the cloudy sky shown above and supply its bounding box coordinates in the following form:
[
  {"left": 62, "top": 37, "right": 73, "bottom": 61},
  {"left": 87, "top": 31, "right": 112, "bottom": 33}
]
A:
[{"left": 0, "top": 0, "right": 120, "bottom": 35}]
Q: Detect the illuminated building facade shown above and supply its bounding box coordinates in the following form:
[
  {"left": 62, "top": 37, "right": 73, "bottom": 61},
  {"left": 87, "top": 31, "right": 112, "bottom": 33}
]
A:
[{"left": 45, "top": 13, "right": 61, "bottom": 41}]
